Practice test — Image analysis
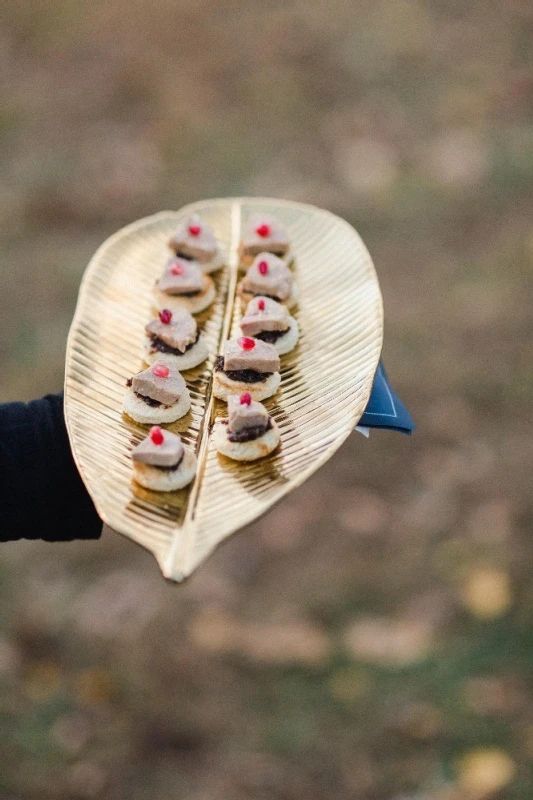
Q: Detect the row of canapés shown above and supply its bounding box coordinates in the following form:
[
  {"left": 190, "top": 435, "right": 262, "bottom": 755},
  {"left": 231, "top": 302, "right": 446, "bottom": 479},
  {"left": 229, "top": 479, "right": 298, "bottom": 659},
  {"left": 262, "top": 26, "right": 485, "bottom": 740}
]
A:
[{"left": 123, "top": 212, "right": 299, "bottom": 492}]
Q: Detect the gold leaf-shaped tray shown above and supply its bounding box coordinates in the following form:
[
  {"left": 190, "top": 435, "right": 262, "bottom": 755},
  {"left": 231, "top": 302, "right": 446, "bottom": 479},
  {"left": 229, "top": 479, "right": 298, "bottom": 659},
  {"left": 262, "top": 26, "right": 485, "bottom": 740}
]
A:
[{"left": 65, "top": 198, "right": 383, "bottom": 581}]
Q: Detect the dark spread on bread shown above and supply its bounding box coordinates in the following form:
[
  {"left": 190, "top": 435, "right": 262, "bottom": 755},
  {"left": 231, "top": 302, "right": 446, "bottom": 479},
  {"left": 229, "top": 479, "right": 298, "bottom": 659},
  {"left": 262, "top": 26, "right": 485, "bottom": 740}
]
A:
[
  {"left": 222, "top": 417, "right": 273, "bottom": 443},
  {"left": 157, "top": 283, "right": 202, "bottom": 297},
  {"left": 245, "top": 290, "right": 282, "bottom": 302},
  {"left": 148, "top": 329, "right": 200, "bottom": 356},
  {"left": 255, "top": 328, "right": 290, "bottom": 344},
  {"left": 153, "top": 452, "right": 184, "bottom": 472},
  {"left": 136, "top": 393, "right": 164, "bottom": 407},
  {"left": 215, "top": 354, "right": 270, "bottom": 384}
]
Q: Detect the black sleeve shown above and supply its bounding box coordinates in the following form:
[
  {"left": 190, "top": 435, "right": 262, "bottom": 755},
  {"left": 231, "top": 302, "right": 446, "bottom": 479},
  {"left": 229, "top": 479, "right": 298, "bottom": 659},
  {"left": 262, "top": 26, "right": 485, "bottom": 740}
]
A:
[{"left": 0, "top": 393, "right": 102, "bottom": 542}]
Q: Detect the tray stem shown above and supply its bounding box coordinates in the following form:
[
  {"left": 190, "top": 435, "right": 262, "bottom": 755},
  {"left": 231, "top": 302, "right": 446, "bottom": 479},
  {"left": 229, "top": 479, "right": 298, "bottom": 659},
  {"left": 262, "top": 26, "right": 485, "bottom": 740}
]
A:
[{"left": 163, "top": 200, "right": 242, "bottom": 580}]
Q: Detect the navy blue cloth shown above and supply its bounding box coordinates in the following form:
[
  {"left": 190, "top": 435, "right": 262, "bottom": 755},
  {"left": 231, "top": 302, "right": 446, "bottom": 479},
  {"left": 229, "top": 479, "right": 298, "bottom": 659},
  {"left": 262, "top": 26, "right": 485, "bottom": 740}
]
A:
[
  {"left": 358, "top": 361, "right": 415, "bottom": 434},
  {"left": 0, "top": 393, "right": 101, "bottom": 542}
]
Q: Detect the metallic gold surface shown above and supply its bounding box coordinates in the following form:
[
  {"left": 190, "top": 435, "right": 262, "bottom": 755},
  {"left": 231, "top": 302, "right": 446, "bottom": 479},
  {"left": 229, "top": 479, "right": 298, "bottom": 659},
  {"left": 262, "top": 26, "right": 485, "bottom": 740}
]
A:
[{"left": 65, "top": 198, "right": 383, "bottom": 581}]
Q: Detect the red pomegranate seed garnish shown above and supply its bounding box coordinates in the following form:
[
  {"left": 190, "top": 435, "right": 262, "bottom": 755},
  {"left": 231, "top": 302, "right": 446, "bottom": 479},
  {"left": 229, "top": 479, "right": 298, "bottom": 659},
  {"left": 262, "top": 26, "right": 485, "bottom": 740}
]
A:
[
  {"left": 238, "top": 336, "right": 256, "bottom": 350},
  {"left": 240, "top": 392, "right": 252, "bottom": 406},
  {"left": 258, "top": 260, "right": 268, "bottom": 275},
  {"left": 257, "top": 298, "right": 265, "bottom": 311},
  {"left": 152, "top": 363, "right": 170, "bottom": 378},
  {"left": 150, "top": 426, "right": 164, "bottom": 445},
  {"left": 159, "top": 309, "right": 172, "bottom": 324},
  {"left": 256, "top": 223, "right": 270, "bottom": 238},
  {"left": 188, "top": 223, "right": 201, "bottom": 236},
  {"left": 171, "top": 262, "right": 184, "bottom": 275}
]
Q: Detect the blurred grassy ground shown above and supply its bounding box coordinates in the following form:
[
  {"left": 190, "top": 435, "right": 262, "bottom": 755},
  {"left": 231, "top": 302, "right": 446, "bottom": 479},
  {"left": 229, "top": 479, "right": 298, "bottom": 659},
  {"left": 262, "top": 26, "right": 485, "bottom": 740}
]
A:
[{"left": 1, "top": 1, "right": 533, "bottom": 798}]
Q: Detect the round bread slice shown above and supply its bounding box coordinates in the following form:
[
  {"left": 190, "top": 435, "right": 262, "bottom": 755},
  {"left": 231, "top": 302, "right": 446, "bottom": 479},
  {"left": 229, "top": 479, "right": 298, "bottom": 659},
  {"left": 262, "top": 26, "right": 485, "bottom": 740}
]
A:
[
  {"left": 133, "top": 447, "right": 197, "bottom": 491},
  {"left": 142, "top": 335, "right": 209, "bottom": 371},
  {"left": 237, "top": 280, "right": 298, "bottom": 310},
  {"left": 214, "top": 418, "right": 280, "bottom": 462},
  {"left": 212, "top": 370, "right": 281, "bottom": 402},
  {"left": 123, "top": 386, "right": 191, "bottom": 424},
  {"left": 152, "top": 274, "right": 215, "bottom": 315},
  {"left": 265, "top": 317, "right": 299, "bottom": 356}
]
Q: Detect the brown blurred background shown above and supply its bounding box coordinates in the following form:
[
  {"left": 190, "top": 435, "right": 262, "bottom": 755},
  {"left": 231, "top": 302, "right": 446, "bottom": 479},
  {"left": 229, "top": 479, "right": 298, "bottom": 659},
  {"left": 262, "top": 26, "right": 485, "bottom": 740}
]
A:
[{"left": 1, "top": 1, "right": 533, "bottom": 798}]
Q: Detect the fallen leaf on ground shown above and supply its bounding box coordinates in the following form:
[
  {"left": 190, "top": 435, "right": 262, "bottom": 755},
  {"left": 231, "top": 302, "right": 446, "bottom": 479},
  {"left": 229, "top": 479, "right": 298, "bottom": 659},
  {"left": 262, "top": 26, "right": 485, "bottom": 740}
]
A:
[
  {"left": 343, "top": 616, "right": 434, "bottom": 667},
  {"left": 460, "top": 567, "right": 512, "bottom": 619},
  {"left": 457, "top": 748, "right": 515, "bottom": 797}
]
